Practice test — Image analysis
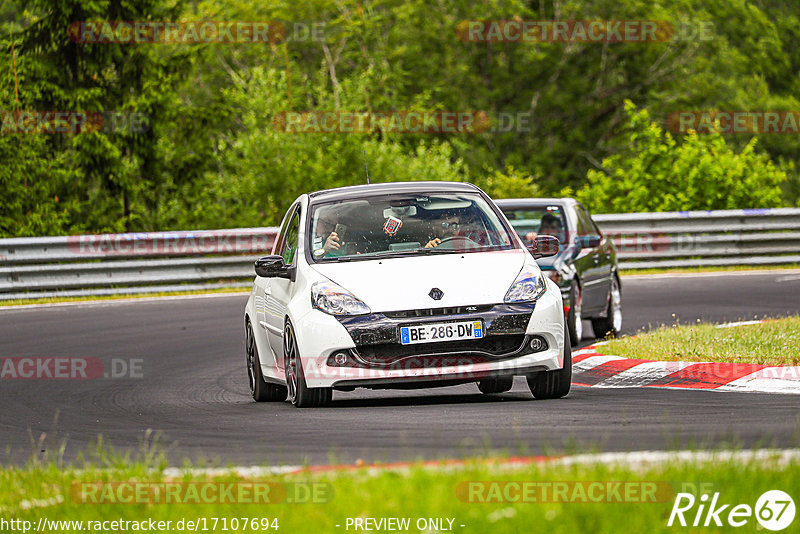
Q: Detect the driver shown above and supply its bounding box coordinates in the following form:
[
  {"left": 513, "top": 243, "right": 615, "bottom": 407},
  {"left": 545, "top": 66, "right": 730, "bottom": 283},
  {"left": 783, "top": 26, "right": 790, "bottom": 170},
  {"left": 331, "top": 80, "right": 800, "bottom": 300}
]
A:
[
  {"left": 425, "top": 211, "right": 461, "bottom": 248},
  {"left": 525, "top": 213, "right": 562, "bottom": 243},
  {"left": 312, "top": 211, "right": 343, "bottom": 257}
]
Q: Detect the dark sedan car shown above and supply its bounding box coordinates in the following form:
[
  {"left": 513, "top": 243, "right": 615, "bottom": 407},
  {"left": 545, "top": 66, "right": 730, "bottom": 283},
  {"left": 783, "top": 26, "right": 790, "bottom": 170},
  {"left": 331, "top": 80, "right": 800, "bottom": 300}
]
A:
[{"left": 496, "top": 198, "right": 622, "bottom": 344}]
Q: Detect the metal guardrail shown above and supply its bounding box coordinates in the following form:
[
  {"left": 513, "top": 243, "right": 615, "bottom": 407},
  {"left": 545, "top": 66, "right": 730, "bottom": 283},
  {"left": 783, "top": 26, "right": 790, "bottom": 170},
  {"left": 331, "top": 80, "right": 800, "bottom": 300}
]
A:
[
  {"left": 1, "top": 207, "right": 799, "bottom": 300},
  {"left": 0, "top": 228, "right": 278, "bottom": 300},
  {"left": 593, "top": 207, "right": 800, "bottom": 269}
]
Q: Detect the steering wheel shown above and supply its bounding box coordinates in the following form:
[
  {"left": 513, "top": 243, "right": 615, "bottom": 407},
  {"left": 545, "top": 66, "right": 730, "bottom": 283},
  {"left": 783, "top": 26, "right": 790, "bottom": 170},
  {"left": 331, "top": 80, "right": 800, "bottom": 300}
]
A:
[{"left": 435, "top": 235, "right": 480, "bottom": 250}]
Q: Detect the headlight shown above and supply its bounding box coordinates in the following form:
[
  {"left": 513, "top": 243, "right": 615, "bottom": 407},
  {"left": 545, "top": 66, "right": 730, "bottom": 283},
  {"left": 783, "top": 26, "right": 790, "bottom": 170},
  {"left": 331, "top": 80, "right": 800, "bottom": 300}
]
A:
[
  {"left": 504, "top": 265, "right": 547, "bottom": 303},
  {"left": 311, "top": 281, "right": 371, "bottom": 316}
]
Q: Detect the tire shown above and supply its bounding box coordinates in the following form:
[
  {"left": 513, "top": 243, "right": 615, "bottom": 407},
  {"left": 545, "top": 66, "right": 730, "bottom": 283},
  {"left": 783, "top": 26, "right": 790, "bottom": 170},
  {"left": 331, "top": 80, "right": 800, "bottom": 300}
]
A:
[
  {"left": 284, "top": 320, "right": 332, "bottom": 408},
  {"left": 591, "top": 275, "right": 622, "bottom": 339},
  {"left": 566, "top": 281, "right": 583, "bottom": 345},
  {"left": 246, "top": 321, "right": 287, "bottom": 402},
  {"left": 527, "top": 330, "right": 572, "bottom": 399},
  {"left": 477, "top": 376, "right": 513, "bottom": 394}
]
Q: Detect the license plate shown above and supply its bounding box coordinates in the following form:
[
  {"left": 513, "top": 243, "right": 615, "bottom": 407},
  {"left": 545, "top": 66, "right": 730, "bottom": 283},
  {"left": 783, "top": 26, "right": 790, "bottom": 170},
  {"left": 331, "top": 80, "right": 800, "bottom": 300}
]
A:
[{"left": 399, "top": 320, "right": 484, "bottom": 345}]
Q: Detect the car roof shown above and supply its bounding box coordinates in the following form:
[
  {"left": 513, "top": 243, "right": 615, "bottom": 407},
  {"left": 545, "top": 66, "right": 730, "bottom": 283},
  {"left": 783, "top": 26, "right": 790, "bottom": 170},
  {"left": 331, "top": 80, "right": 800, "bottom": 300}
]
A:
[
  {"left": 307, "top": 181, "right": 482, "bottom": 203},
  {"left": 494, "top": 197, "right": 578, "bottom": 208}
]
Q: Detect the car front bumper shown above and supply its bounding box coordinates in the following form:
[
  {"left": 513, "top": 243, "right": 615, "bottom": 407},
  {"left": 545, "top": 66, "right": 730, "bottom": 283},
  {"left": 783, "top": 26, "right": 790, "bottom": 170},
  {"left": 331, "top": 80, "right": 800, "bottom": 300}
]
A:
[{"left": 290, "top": 280, "right": 565, "bottom": 389}]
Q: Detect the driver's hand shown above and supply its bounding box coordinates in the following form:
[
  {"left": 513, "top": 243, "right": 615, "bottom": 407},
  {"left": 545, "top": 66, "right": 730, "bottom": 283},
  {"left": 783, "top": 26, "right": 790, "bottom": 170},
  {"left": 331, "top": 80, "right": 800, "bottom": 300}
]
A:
[
  {"left": 424, "top": 238, "right": 441, "bottom": 248},
  {"left": 525, "top": 231, "right": 538, "bottom": 243},
  {"left": 324, "top": 232, "right": 341, "bottom": 253}
]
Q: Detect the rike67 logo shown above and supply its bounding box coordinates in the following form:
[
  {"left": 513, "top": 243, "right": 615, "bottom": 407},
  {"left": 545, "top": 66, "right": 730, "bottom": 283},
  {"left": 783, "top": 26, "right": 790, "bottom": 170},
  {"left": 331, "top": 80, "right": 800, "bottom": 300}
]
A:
[{"left": 668, "top": 490, "right": 795, "bottom": 531}]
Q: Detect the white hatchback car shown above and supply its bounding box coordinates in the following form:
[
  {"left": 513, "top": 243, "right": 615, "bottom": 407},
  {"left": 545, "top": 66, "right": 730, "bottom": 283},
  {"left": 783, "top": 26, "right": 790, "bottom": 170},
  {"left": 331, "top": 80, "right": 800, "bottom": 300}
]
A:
[{"left": 244, "top": 181, "right": 570, "bottom": 407}]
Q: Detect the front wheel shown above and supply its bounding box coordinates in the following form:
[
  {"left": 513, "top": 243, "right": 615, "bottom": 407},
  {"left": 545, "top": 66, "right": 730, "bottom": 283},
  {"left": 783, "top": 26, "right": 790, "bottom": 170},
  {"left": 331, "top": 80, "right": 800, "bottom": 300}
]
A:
[
  {"left": 284, "top": 320, "right": 332, "bottom": 408},
  {"left": 527, "top": 330, "right": 572, "bottom": 400},
  {"left": 246, "top": 321, "right": 287, "bottom": 402},
  {"left": 591, "top": 275, "right": 622, "bottom": 339},
  {"left": 566, "top": 281, "right": 583, "bottom": 345}
]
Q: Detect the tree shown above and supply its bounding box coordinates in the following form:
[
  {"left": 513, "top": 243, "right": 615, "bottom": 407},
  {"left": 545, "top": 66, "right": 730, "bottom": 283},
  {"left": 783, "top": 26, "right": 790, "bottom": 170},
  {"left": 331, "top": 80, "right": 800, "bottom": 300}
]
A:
[{"left": 577, "top": 101, "right": 786, "bottom": 213}]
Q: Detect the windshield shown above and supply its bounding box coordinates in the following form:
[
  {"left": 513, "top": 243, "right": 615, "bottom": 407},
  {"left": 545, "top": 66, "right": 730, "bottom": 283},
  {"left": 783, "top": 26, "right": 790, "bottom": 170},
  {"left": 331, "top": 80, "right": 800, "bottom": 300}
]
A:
[
  {"left": 308, "top": 192, "right": 515, "bottom": 261},
  {"left": 502, "top": 205, "right": 568, "bottom": 246}
]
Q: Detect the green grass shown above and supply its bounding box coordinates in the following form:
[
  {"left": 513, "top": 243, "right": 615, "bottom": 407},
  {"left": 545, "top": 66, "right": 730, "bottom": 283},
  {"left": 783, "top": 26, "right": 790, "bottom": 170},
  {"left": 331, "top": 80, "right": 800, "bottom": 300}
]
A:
[
  {"left": 601, "top": 317, "right": 800, "bottom": 366},
  {"left": 620, "top": 264, "right": 800, "bottom": 276},
  {"left": 3, "top": 447, "right": 799, "bottom": 533},
  {"left": 0, "top": 287, "right": 250, "bottom": 307}
]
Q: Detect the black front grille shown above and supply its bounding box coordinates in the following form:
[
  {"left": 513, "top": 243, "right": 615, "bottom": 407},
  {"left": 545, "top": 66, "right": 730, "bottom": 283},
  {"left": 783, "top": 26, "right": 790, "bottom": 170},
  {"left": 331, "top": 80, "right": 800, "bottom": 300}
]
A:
[
  {"left": 352, "top": 334, "right": 526, "bottom": 366},
  {"left": 336, "top": 302, "right": 536, "bottom": 351},
  {"left": 383, "top": 305, "right": 494, "bottom": 319}
]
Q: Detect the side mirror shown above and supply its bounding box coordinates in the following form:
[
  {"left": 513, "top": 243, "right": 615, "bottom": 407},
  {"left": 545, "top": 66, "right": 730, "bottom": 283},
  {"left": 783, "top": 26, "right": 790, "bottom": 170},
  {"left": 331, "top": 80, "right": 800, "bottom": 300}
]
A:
[
  {"left": 529, "top": 235, "right": 560, "bottom": 259},
  {"left": 254, "top": 255, "right": 292, "bottom": 279},
  {"left": 578, "top": 235, "right": 601, "bottom": 249}
]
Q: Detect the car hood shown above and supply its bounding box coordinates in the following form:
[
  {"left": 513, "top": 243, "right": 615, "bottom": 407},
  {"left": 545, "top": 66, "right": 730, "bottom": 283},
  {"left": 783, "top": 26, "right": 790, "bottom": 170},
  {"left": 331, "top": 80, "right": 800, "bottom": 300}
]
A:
[{"left": 310, "top": 250, "right": 528, "bottom": 312}]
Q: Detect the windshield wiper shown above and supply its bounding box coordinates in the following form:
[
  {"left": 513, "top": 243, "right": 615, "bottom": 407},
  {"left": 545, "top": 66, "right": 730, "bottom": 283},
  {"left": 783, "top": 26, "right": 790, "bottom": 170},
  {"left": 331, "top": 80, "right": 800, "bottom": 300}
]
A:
[
  {"left": 319, "top": 255, "right": 357, "bottom": 262},
  {"left": 415, "top": 247, "right": 454, "bottom": 254},
  {"left": 368, "top": 247, "right": 456, "bottom": 258}
]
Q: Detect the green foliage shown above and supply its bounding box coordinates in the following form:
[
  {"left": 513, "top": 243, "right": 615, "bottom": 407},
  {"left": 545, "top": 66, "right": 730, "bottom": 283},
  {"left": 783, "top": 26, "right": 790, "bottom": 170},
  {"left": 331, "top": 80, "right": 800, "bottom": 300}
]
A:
[
  {"left": 0, "top": 135, "right": 77, "bottom": 236},
  {"left": 156, "top": 66, "right": 472, "bottom": 227},
  {"left": 577, "top": 101, "right": 786, "bottom": 213},
  {"left": 474, "top": 167, "right": 542, "bottom": 200},
  {"left": 2, "top": 0, "right": 800, "bottom": 236}
]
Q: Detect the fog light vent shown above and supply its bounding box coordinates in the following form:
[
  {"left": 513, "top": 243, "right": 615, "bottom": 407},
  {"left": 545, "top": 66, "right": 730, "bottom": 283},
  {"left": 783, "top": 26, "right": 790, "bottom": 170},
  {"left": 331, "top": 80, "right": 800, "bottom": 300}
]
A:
[{"left": 333, "top": 352, "right": 349, "bottom": 365}]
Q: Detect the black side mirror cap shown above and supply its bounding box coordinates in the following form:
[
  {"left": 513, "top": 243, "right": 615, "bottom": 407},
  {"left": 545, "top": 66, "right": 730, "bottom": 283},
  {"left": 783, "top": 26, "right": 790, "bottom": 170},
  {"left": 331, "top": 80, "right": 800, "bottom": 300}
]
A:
[
  {"left": 254, "top": 255, "right": 294, "bottom": 279},
  {"left": 528, "top": 235, "right": 560, "bottom": 259}
]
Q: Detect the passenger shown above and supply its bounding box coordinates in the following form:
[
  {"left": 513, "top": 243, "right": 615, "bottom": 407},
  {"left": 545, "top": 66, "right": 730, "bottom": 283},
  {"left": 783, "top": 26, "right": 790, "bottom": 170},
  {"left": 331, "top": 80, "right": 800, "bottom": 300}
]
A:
[{"left": 424, "top": 211, "right": 462, "bottom": 248}]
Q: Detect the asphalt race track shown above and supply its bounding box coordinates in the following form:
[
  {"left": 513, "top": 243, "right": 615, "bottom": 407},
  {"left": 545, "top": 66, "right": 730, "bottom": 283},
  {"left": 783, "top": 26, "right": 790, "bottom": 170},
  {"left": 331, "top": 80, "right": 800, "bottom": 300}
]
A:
[{"left": 1, "top": 270, "right": 799, "bottom": 466}]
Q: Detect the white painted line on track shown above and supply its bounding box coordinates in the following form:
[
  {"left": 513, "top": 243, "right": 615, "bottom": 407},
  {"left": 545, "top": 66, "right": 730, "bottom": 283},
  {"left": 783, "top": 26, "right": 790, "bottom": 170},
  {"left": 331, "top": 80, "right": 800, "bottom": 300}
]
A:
[
  {"left": 162, "top": 465, "right": 302, "bottom": 478},
  {"left": 0, "top": 291, "right": 250, "bottom": 312},
  {"left": 622, "top": 269, "right": 800, "bottom": 280},
  {"left": 159, "top": 449, "right": 800, "bottom": 479},
  {"left": 591, "top": 360, "right": 694, "bottom": 388},
  {"left": 553, "top": 448, "right": 800, "bottom": 468},
  {"left": 572, "top": 354, "right": 626, "bottom": 372},
  {"left": 718, "top": 367, "right": 800, "bottom": 394}
]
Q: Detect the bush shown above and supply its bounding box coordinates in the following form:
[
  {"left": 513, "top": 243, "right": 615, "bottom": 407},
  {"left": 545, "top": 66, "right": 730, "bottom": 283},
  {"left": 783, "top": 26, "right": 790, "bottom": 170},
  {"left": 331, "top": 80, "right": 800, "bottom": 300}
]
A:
[{"left": 577, "top": 101, "right": 787, "bottom": 213}]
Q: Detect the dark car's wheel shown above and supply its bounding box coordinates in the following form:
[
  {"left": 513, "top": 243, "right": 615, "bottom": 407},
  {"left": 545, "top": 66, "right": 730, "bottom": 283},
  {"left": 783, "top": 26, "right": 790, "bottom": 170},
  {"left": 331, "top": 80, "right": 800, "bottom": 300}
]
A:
[
  {"left": 477, "top": 376, "right": 513, "bottom": 394},
  {"left": 592, "top": 275, "right": 622, "bottom": 339},
  {"left": 527, "top": 330, "right": 572, "bottom": 399},
  {"left": 246, "top": 321, "right": 287, "bottom": 402},
  {"left": 566, "top": 281, "right": 583, "bottom": 345},
  {"left": 284, "top": 320, "right": 332, "bottom": 408}
]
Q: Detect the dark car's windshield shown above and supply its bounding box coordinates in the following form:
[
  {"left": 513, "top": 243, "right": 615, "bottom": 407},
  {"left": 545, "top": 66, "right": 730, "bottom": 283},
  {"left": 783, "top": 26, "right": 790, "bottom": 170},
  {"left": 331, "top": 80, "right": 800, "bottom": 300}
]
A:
[
  {"left": 308, "top": 192, "right": 514, "bottom": 261},
  {"left": 502, "top": 205, "right": 568, "bottom": 246}
]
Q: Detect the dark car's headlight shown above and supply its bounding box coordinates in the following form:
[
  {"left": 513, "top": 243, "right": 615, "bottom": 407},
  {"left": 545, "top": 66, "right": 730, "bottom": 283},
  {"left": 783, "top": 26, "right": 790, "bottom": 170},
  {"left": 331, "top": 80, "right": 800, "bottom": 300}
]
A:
[
  {"left": 504, "top": 265, "right": 547, "bottom": 303},
  {"left": 311, "top": 281, "right": 371, "bottom": 316}
]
